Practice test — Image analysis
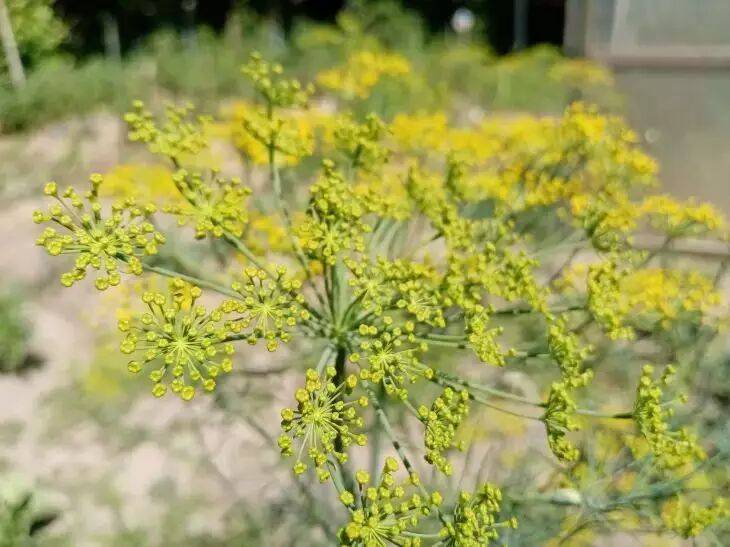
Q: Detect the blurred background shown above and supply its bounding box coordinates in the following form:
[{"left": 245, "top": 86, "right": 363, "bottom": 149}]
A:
[{"left": 0, "top": 1, "right": 727, "bottom": 545}]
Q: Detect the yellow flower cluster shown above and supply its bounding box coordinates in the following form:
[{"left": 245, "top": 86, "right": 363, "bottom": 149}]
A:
[
  {"left": 351, "top": 319, "right": 432, "bottom": 400},
  {"left": 124, "top": 101, "right": 209, "bottom": 163},
  {"left": 164, "top": 169, "right": 252, "bottom": 239},
  {"left": 332, "top": 113, "right": 390, "bottom": 171},
  {"left": 662, "top": 497, "right": 728, "bottom": 538},
  {"left": 352, "top": 166, "right": 414, "bottom": 220},
  {"left": 243, "top": 52, "right": 313, "bottom": 109},
  {"left": 559, "top": 263, "right": 724, "bottom": 330},
  {"left": 347, "top": 257, "right": 445, "bottom": 327},
  {"left": 118, "top": 279, "right": 234, "bottom": 400},
  {"left": 633, "top": 365, "right": 704, "bottom": 470},
  {"left": 296, "top": 160, "right": 372, "bottom": 265},
  {"left": 222, "top": 266, "right": 310, "bottom": 351},
  {"left": 223, "top": 100, "right": 328, "bottom": 166},
  {"left": 337, "top": 457, "right": 439, "bottom": 546},
  {"left": 278, "top": 367, "right": 367, "bottom": 477},
  {"left": 466, "top": 309, "right": 507, "bottom": 367},
  {"left": 440, "top": 483, "right": 518, "bottom": 546},
  {"left": 33, "top": 177, "right": 164, "bottom": 290},
  {"left": 317, "top": 50, "right": 411, "bottom": 99},
  {"left": 623, "top": 268, "right": 722, "bottom": 325},
  {"left": 389, "top": 104, "right": 658, "bottom": 221},
  {"left": 642, "top": 195, "right": 727, "bottom": 237},
  {"left": 587, "top": 259, "right": 634, "bottom": 340},
  {"left": 419, "top": 387, "right": 470, "bottom": 475},
  {"left": 543, "top": 320, "right": 594, "bottom": 462}
]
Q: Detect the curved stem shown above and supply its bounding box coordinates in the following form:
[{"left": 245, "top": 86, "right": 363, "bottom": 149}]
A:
[
  {"left": 223, "top": 231, "right": 274, "bottom": 275},
  {"left": 435, "top": 371, "right": 537, "bottom": 406},
  {"left": 364, "top": 383, "right": 449, "bottom": 527},
  {"left": 434, "top": 371, "right": 634, "bottom": 420},
  {"left": 140, "top": 262, "right": 239, "bottom": 298}
]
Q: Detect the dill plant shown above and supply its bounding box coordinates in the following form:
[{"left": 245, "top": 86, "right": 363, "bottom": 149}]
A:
[{"left": 33, "top": 53, "right": 729, "bottom": 544}]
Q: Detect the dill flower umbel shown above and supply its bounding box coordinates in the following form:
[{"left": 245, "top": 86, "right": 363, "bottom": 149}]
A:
[
  {"left": 243, "top": 52, "right": 313, "bottom": 110},
  {"left": 278, "top": 367, "right": 367, "bottom": 476},
  {"left": 543, "top": 380, "right": 583, "bottom": 463},
  {"left": 164, "top": 169, "right": 252, "bottom": 239},
  {"left": 347, "top": 257, "right": 445, "bottom": 327},
  {"left": 420, "top": 387, "right": 470, "bottom": 475},
  {"left": 337, "top": 457, "right": 439, "bottom": 546},
  {"left": 296, "top": 160, "right": 372, "bottom": 265},
  {"left": 222, "top": 266, "right": 310, "bottom": 352},
  {"left": 33, "top": 176, "right": 164, "bottom": 290},
  {"left": 352, "top": 319, "right": 433, "bottom": 399},
  {"left": 633, "top": 364, "right": 704, "bottom": 470},
  {"left": 332, "top": 113, "right": 389, "bottom": 171},
  {"left": 543, "top": 319, "right": 594, "bottom": 462},
  {"left": 662, "top": 497, "right": 728, "bottom": 538},
  {"left": 238, "top": 52, "right": 316, "bottom": 161},
  {"left": 466, "top": 309, "right": 507, "bottom": 367},
  {"left": 124, "top": 101, "right": 209, "bottom": 162},
  {"left": 587, "top": 258, "right": 634, "bottom": 340},
  {"left": 118, "top": 279, "right": 234, "bottom": 400},
  {"left": 440, "top": 483, "right": 518, "bottom": 546}
]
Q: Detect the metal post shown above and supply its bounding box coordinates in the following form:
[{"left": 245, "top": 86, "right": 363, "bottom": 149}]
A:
[{"left": 513, "top": 0, "right": 529, "bottom": 51}]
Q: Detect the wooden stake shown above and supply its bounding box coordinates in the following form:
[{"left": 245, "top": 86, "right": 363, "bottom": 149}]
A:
[{"left": 0, "top": 0, "right": 25, "bottom": 88}]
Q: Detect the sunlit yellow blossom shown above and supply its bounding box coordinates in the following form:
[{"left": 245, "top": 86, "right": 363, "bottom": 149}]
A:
[{"left": 317, "top": 50, "right": 411, "bottom": 99}]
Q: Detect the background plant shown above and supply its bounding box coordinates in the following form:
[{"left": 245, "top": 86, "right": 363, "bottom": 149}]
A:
[{"left": 0, "top": 4, "right": 619, "bottom": 133}]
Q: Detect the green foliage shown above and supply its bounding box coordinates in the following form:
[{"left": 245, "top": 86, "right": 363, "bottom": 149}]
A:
[
  {"left": 4, "top": 0, "right": 66, "bottom": 68},
  {"left": 0, "top": 482, "right": 57, "bottom": 546},
  {"left": 0, "top": 289, "right": 31, "bottom": 374},
  {"left": 0, "top": 4, "right": 619, "bottom": 133},
  {"left": 0, "top": 56, "right": 140, "bottom": 132}
]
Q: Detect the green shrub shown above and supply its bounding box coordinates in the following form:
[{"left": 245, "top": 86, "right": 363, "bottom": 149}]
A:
[
  {"left": 0, "top": 288, "right": 34, "bottom": 374},
  {"left": 0, "top": 56, "right": 146, "bottom": 132}
]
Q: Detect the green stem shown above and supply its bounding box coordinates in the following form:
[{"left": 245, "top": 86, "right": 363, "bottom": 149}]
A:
[
  {"left": 529, "top": 236, "right": 586, "bottom": 259},
  {"left": 402, "top": 531, "right": 443, "bottom": 539},
  {"left": 435, "top": 371, "right": 536, "bottom": 405},
  {"left": 492, "top": 303, "right": 586, "bottom": 316},
  {"left": 140, "top": 262, "right": 238, "bottom": 298},
  {"left": 334, "top": 345, "right": 355, "bottom": 492},
  {"left": 364, "top": 383, "right": 449, "bottom": 527},
  {"left": 223, "top": 231, "right": 273, "bottom": 274},
  {"left": 434, "top": 371, "right": 634, "bottom": 420},
  {"left": 267, "top": 137, "right": 328, "bottom": 308},
  {"left": 414, "top": 336, "right": 468, "bottom": 349},
  {"left": 421, "top": 332, "right": 468, "bottom": 341}
]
